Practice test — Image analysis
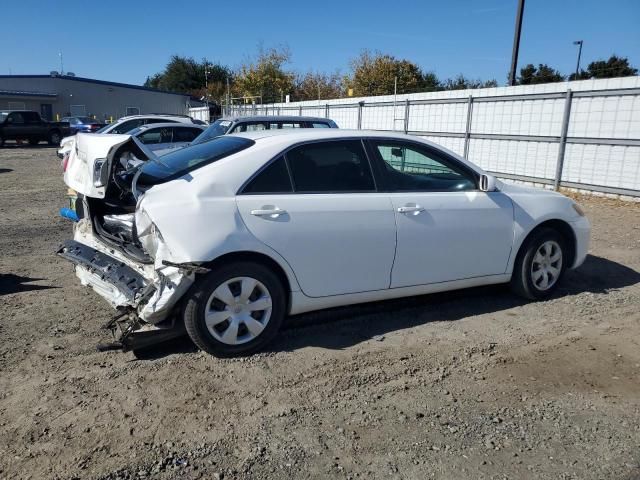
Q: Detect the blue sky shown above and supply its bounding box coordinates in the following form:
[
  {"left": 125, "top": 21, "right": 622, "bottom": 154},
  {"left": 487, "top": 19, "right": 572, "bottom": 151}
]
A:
[{"left": 4, "top": 0, "right": 639, "bottom": 85}]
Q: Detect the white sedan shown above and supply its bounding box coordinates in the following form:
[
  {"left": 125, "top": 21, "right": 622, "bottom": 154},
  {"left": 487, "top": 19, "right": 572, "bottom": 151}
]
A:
[{"left": 58, "top": 129, "right": 590, "bottom": 356}]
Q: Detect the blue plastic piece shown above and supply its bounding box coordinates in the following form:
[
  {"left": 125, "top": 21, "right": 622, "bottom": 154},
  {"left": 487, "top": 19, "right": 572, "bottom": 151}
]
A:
[{"left": 60, "top": 207, "right": 79, "bottom": 222}]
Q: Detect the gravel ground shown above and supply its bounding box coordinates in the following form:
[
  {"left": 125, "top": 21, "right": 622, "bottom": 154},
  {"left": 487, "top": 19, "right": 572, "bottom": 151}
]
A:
[{"left": 0, "top": 146, "right": 639, "bottom": 480}]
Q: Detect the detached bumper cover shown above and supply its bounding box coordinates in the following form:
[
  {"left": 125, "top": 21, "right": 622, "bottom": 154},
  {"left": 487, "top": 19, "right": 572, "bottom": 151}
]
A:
[{"left": 57, "top": 240, "right": 149, "bottom": 303}]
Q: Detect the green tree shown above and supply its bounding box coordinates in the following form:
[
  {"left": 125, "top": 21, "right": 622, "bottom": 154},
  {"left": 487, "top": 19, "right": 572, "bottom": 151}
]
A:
[
  {"left": 293, "top": 71, "right": 343, "bottom": 101},
  {"left": 421, "top": 71, "right": 441, "bottom": 92},
  {"left": 442, "top": 75, "right": 497, "bottom": 90},
  {"left": 232, "top": 46, "right": 296, "bottom": 104},
  {"left": 144, "top": 55, "right": 230, "bottom": 98},
  {"left": 517, "top": 64, "right": 565, "bottom": 84},
  {"left": 570, "top": 55, "right": 638, "bottom": 80},
  {"left": 346, "top": 51, "right": 427, "bottom": 96}
]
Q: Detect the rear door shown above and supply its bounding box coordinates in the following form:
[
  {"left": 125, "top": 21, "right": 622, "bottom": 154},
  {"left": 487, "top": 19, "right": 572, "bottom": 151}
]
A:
[{"left": 236, "top": 139, "right": 396, "bottom": 298}]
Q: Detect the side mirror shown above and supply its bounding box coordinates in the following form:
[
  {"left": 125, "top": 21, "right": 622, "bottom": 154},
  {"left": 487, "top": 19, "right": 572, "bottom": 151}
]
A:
[{"left": 479, "top": 174, "right": 497, "bottom": 192}]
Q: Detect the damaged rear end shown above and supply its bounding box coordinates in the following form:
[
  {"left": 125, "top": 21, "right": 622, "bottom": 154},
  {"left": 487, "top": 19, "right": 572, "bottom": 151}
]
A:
[{"left": 58, "top": 133, "right": 196, "bottom": 351}]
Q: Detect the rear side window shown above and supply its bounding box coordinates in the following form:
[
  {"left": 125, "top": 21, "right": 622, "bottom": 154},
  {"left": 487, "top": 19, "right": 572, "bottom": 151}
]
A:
[
  {"left": 243, "top": 156, "right": 292, "bottom": 194},
  {"left": 311, "top": 122, "right": 331, "bottom": 128},
  {"left": 286, "top": 140, "right": 375, "bottom": 193},
  {"left": 173, "top": 127, "right": 201, "bottom": 142}
]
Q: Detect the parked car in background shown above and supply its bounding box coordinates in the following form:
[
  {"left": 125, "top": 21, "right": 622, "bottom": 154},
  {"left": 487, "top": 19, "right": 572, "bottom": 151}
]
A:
[
  {"left": 58, "top": 114, "right": 201, "bottom": 158},
  {"left": 61, "top": 116, "right": 105, "bottom": 134},
  {"left": 0, "top": 110, "right": 71, "bottom": 146},
  {"left": 127, "top": 123, "right": 205, "bottom": 156},
  {"left": 191, "top": 115, "right": 338, "bottom": 145},
  {"left": 58, "top": 129, "right": 590, "bottom": 357}
]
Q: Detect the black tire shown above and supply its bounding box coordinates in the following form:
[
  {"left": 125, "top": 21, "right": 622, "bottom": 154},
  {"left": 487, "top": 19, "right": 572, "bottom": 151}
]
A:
[
  {"left": 0, "top": 134, "right": 4, "bottom": 147},
  {"left": 183, "top": 261, "right": 286, "bottom": 357},
  {"left": 48, "top": 130, "right": 61, "bottom": 146},
  {"left": 28, "top": 138, "right": 40, "bottom": 146},
  {"left": 511, "top": 227, "right": 566, "bottom": 300}
]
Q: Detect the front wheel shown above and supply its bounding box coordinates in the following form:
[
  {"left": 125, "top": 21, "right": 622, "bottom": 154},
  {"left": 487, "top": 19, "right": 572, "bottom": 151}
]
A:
[
  {"left": 183, "top": 262, "right": 286, "bottom": 357},
  {"left": 511, "top": 227, "right": 566, "bottom": 300}
]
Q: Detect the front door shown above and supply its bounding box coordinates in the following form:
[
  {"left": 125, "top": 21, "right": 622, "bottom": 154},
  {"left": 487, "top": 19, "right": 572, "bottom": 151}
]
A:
[
  {"left": 368, "top": 139, "right": 514, "bottom": 288},
  {"left": 236, "top": 140, "right": 397, "bottom": 298}
]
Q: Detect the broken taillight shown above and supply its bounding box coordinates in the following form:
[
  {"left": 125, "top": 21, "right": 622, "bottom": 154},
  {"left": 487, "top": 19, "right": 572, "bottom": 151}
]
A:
[{"left": 62, "top": 152, "right": 70, "bottom": 171}]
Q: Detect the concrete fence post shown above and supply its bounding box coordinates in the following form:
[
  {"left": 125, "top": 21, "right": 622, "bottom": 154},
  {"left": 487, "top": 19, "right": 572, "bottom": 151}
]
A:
[
  {"left": 463, "top": 95, "right": 474, "bottom": 159},
  {"left": 554, "top": 89, "right": 573, "bottom": 191},
  {"left": 325, "top": 103, "right": 329, "bottom": 118},
  {"left": 357, "top": 101, "right": 364, "bottom": 129},
  {"left": 299, "top": 105, "right": 303, "bottom": 116}
]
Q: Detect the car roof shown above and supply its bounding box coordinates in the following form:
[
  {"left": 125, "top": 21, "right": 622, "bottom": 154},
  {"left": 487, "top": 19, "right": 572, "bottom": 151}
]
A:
[
  {"left": 136, "top": 122, "right": 205, "bottom": 130},
  {"left": 219, "top": 115, "right": 334, "bottom": 123}
]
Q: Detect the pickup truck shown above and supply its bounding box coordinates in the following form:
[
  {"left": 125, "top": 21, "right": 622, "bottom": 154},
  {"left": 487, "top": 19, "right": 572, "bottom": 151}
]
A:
[{"left": 0, "top": 110, "right": 71, "bottom": 146}]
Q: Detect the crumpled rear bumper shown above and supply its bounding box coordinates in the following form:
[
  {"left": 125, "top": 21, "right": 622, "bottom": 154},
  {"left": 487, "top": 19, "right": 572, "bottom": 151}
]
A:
[
  {"left": 57, "top": 222, "right": 195, "bottom": 324},
  {"left": 57, "top": 240, "right": 151, "bottom": 304}
]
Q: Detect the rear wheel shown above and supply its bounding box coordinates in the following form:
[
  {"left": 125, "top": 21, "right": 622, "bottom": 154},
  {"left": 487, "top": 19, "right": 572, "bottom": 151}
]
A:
[
  {"left": 511, "top": 227, "right": 566, "bottom": 300},
  {"left": 0, "top": 133, "right": 4, "bottom": 147},
  {"left": 48, "top": 131, "right": 61, "bottom": 146},
  {"left": 183, "top": 262, "right": 285, "bottom": 357}
]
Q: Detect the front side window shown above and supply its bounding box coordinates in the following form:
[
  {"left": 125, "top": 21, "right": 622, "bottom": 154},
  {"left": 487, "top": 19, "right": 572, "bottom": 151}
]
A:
[
  {"left": 271, "top": 122, "right": 303, "bottom": 129},
  {"left": 231, "top": 122, "right": 268, "bottom": 133},
  {"left": 242, "top": 156, "right": 293, "bottom": 194},
  {"left": 286, "top": 140, "right": 375, "bottom": 193},
  {"left": 372, "top": 141, "right": 476, "bottom": 192},
  {"left": 7, "top": 112, "right": 25, "bottom": 124}
]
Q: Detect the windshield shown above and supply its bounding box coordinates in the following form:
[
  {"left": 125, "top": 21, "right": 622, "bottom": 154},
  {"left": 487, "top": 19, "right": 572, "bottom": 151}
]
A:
[
  {"left": 77, "top": 116, "right": 95, "bottom": 124},
  {"left": 95, "top": 123, "right": 113, "bottom": 133},
  {"left": 191, "top": 119, "right": 233, "bottom": 145},
  {"left": 138, "top": 135, "right": 254, "bottom": 185}
]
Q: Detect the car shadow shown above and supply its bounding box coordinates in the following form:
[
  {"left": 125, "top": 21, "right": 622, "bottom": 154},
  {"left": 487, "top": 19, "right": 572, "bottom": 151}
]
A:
[
  {"left": 130, "top": 254, "right": 640, "bottom": 359},
  {"left": 0, "top": 168, "right": 13, "bottom": 174},
  {"left": 0, "top": 274, "right": 58, "bottom": 295}
]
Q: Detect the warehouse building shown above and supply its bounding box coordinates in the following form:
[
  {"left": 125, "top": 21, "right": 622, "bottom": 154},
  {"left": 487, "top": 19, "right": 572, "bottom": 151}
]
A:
[{"left": 0, "top": 74, "right": 194, "bottom": 121}]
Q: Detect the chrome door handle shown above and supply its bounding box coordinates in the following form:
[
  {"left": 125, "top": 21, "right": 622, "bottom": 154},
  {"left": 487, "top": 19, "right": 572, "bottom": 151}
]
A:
[
  {"left": 250, "top": 208, "right": 287, "bottom": 217},
  {"left": 397, "top": 205, "right": 425, "bottom": 214}
]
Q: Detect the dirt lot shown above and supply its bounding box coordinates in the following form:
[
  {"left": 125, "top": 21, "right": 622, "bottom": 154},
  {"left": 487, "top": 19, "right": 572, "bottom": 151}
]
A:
[{"left": 0, "top": 146, "right": 639, "bottom": 480}]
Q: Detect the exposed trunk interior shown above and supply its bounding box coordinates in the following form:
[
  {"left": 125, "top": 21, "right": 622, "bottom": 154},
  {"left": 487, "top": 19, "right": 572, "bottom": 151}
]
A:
[{"left": 84, "top": 141, "right": 154, "bottom": 263}]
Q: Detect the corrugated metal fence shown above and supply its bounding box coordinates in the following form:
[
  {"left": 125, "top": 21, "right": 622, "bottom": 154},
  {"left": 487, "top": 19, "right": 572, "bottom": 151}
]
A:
[{"left": 226, "top": 77, "right": 640, "bottom": 197}]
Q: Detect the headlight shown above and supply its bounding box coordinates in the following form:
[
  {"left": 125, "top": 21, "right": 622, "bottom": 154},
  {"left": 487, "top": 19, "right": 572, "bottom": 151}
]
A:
[
  {"left": 135, "top": 208, "right": 164, "bottom": 258},
  {"left": 572, "top": 202, "right": 586, "bottom": 217}
]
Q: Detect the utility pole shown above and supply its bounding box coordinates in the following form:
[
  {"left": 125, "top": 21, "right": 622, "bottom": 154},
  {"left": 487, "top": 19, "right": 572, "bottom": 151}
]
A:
[
  {"left": 573, "top": 40, "right": 583, "bottom": 80},
  {"left": 59, "top": 52, "right": 64, "bottom": 75},
  {"left": 204, "top": 60, "right": 210, "bottom": 110},
  {"left": 508, "top": 0, "right": 525, "bottom": 86}
]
